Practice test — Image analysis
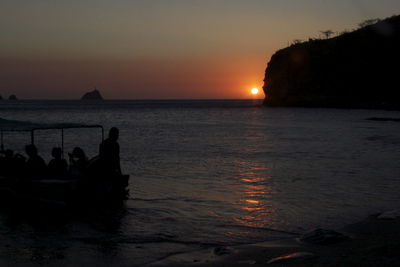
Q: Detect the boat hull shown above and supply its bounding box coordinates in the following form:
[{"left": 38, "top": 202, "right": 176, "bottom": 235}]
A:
[{"left": 0, "top": 174, "right": 130, "bottom": 210}]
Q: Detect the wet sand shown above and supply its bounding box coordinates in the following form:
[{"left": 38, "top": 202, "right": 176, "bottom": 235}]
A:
[
  {"left": 146, "top": 211, "right": 400, "bottom": 266},
  {"left": 1, "top": 211, "right": 400, "bottom": 266}
]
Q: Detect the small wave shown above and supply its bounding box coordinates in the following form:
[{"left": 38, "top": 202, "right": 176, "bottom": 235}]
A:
[
  {"left": 117, "top": 236, "right": 222, "bottom": 247},
  {"left": 130, "top": 197, "right": 178, "bottom": 202},
  {"left": 130, "top": 197, "right": 216, "bottom": 204},
  {"left": 215, "top": 224, "right": 299, "bottom": 236}
]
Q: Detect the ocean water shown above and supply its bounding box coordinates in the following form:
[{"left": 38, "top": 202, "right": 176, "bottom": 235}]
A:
[{"left": 1, "top": 100, "right": 400, "bottom": 266}]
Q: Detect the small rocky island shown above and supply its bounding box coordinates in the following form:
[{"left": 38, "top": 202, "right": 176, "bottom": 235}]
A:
[
  {"left": 263, "top": 15, "right": 400, "bottom": 109},
  {"left": 81, "top": 89, "right": 104, "bottom": 100},
  {"left": 8, "top": 95, "right": 18, "bottom": 101}
]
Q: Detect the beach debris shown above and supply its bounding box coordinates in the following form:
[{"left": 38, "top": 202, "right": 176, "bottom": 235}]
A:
[
  {"left": 238, "top": 260, "right": 257, "bottom": 265},
  {"left": 267, "top": 251, "right": 315, "bottom": 264},
  {"left": 298, "top": 228, "right": 349, "bottom": 245},
  {"left": 377, "top": 209, "right": 400, "bottom": 219},
  {"left": 213, "top": 246, "right": 232, "bottom": 256}
]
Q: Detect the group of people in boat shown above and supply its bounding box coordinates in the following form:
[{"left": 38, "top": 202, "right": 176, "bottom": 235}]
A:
[{"left": 0, "top": 127, "right": 121, "bottom": 181}]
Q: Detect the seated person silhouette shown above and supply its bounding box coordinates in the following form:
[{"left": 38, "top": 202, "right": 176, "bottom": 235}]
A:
[
  {"left": 99, "top": 127, "right": 121, "bottom": 175},
  {"left": 0, "top": 149, "right": 15, "bottom": 177},
  {"left": 13, "top": 153, "right": 27, "bottom": 177},
  {"left": 69, "top": 147, "right": 88, "bottom": 176},
  {"left": 48, "top": 147, "right": 68, "bottom": 177},
  {"left": 25, "top": 144, "right": 47, "bottom": 179},
  {"left": 0, "top": 149, "right": 14, "bottom": 176},
  {"left": 0, "top": 150, "right": 26, "bottom": 178}
]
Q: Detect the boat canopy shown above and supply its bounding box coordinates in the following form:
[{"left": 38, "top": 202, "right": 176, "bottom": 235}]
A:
[
  {"left": 0, "top": 118, "right": 104, "bottom": 151},
  {"left": 0, "top": 118, "right": 101, "bottom": 132}
]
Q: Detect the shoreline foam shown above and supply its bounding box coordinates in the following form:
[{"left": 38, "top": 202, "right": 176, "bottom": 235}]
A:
[{"left": 146, "top": 211, "right": 400, "bottom": 266}]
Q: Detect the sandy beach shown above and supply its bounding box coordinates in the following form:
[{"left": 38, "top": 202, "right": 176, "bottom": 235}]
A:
[
  {"left": 147, "top": 211, "right": 400, "bottom": 267},
  {"left": 1, "top": 211, "right": 399, "bottom": 267}
]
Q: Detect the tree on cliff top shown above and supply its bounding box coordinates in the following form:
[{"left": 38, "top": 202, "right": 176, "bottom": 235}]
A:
[
  {"left": 320, "top": 30, "right": 334, "bottom": 39},
  {"left": 358, "top": 18, "right": 381, "bottom": 28}
]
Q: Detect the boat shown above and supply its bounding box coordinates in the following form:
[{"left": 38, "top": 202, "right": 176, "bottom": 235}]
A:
[{"left": 0, "top": 118, "right": 130, "bottom": 209}]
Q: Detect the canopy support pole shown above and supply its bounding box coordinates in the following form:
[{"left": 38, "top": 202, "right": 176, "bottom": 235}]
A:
[
  {"left": 61, "top": 128, "right": 64, "bottom": 158},
  {"left": 1, "top": 130, "right": 3, "bottom": 151},
  {"left": 31, "top": 130, "right": 35, "bottom": 145}
]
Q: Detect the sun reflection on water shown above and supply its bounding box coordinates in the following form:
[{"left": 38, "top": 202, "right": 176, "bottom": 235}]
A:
[{"left": 234, "top": 160, "right": 276, "bottom": 228}]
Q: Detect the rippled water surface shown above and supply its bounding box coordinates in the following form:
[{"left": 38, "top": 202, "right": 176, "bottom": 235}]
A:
[{"left": 1, "top": 100, "right": 400, "bottom": 265}]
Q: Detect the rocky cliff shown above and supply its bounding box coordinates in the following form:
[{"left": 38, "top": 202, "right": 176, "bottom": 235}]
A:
[{"left": 263, "top": 15, "right": 400, "bottom": 109}]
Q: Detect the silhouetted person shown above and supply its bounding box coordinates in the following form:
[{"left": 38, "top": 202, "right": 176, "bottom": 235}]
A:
[
  {"left": 0, "top": 149, "right": 26, "bottom": 177},
  {"left": 48, "top": 147, "right": 68, "bottom": 177},
  {"left": 69, "top": 147, "right": 88, "bottom": 176},
  {"left": 25, "top": 144, "right": 46, "bottom": 179},
  {"left": 13, "top": 153, "right": 26, "bottom": 177},
  {"left": 99, "top": 127, "right": 121, "bottom": 175},
  {"left": 0, "top": 149, "right": 15, "bottom": 176}
]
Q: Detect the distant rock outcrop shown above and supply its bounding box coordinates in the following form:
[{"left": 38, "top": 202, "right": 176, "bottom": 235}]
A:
[
  {"left": 81, "top": 89, "right": 103, "bottom": 100},
  {"left": 8, "top": 95, "right": 18, "bottom": 101},
  {"left": 263, "top": 15, "right": 400, "bottom": 109}
]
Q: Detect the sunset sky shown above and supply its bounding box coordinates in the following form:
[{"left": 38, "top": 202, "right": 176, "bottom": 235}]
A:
[{"left": 1, "top": 0, "right": 399, "bottom": 99}]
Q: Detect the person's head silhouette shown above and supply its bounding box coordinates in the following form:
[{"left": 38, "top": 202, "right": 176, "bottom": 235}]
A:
[
  {"left": 25, "top": 144, "right": 38, "bottom": 157},
  {"left": 52, "top": 147, "right": 63, "bottom": 159},
  {"left": 72, "top": 147, "right": 85, "bottom": 160},
  {"left": 109, "top": 127, "right": 119, "bottom": 141},
  {"left": 4, "top": 149, "right": 13, "bottom": 158}
]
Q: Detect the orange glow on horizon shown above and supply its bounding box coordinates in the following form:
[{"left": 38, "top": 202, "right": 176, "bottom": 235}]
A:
[{"left": 0, "top": 56, "right": 268, "bottom": 99}]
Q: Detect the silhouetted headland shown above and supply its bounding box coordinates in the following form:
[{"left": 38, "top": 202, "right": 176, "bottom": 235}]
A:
[
  {"left": 263, "top": 15, "right": 400, "bottom": 109},
  {"left": 81, "top": 88, "right": 104, "bottom": 100}
]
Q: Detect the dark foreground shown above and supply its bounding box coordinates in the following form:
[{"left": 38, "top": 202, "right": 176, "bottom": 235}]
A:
[
  {"left": 147, "top": 211, "right": 400, "bottom": 267},
  {"left": 0, "top": 211, "right": 399, "bottom": 266}
]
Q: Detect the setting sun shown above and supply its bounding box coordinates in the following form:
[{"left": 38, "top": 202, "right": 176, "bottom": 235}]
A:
[{"left": 251, "top": 88, "right": 259, "bottom": 95}]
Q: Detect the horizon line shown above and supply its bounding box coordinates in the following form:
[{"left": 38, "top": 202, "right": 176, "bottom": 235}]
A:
[{"left": 0, "top": 98, "right": 265, "bottom": 101}]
